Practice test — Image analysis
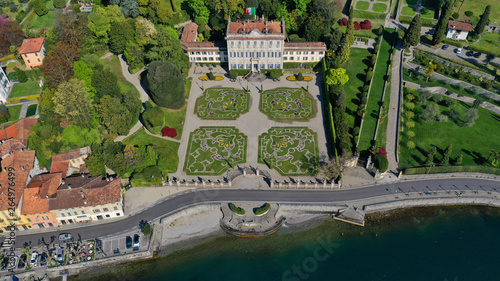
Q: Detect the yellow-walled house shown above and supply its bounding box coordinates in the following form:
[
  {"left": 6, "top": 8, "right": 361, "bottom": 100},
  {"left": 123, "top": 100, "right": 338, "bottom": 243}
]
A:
[{"left": 18, "top": 37, "right": 45, "bottom": 70}]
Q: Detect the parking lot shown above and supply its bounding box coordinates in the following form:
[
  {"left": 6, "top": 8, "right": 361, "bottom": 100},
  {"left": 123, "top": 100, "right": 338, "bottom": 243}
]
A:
[{"left": 0, "top": 231, "right": 149, "bottom": 275}]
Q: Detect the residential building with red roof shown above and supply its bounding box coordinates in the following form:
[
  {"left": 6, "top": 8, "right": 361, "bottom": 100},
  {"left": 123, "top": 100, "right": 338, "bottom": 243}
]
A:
[
  {"left": 50, "top": 146, "right": 91, "bottom": 178},
  {"left": 0, "top": 66, "right": 11, "bottom": 104},
  {"left": 48, "top": 174, "right": 123, "bottom": 225},
  {"left": 0, "top": 118, "right": 37, "bottom": 141},
  {"left": 21, "top": 173, "right": 62, "bottom": 229},
  {"left": 180, "top": 17, "right": 326, "bottom": 71},
  {"left": 446, "top": 20, "right": 473, "bottom": 40},
  {"left": 18, "top": 37, "right": 46, "bottom": 69},
  {"left": 0, "top": 150, "right": 37, "bottom": 231}
]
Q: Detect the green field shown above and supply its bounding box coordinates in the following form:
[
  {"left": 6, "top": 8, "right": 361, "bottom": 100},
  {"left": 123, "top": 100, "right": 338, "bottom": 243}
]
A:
[
  {"left": 122, "top": 128, "right": 180, "bottom": 173},
  {"left": 420, "top": 8, "right": 435, "bottom": 19},
  {"left": 161, "top": 104, "right": 187, "bottom": 140},
  {"left": 260, "top": 88, "right": 315, "bottom": 121},
  {"left": 9, "top": 81, "right": 42, "bottom": 98},
  {"left": 195, "top": 88, "right": 249, "bottom": 120},
  {"left": 6, "top": 105, "right": 22, "bottom": 122},
  {"left": 401, "top": 6, "right": 416, "bottom": 16},
  {"left": 372, "top": 3, "right": 387, "bottom": 12},
  {"left": 473, "top": 32, "right": 500, "bottom": 56},
  {"left": 453, "top": 0, "right": 500, "bottom": 25},
  {"left": 183, "top": 127, "right": 247, "bottom": 175},
  {"left": 185, "top": 77, "right": 192, "bottom": 99},
  {"left": 103, "top": 55, "right": 141, "bottom": 99},
  {"left": 399, "top": 88, "right": 500, "bottom": 168},
  {"left": 356, "top": 1, "right": 370, "bottom": 10},
  {"left": 258, "top": 127, "right": 319, "bottom": 176},
  {"left": 358, "top": 29, "right": 394, "bottom": 153},
  {"left": 25, "top": 2, "right": 61, "bottom": 32},
  {"left": 343, "top": 48, "right": 372, "bottom": 131}
]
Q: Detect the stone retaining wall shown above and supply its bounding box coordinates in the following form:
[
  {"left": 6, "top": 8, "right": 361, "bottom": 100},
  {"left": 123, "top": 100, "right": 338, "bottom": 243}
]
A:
[
  {"left": 400, "top": 173, "right": 500, "bottom": 181},
  {"left": 364, "top": 197, "right": 500, "bottom": 213}
]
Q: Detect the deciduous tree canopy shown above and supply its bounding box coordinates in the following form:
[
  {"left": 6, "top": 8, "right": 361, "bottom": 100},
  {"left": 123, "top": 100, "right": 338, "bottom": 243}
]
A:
[{"left": 146, "top": 61, "right": 185, "bottom": 109}]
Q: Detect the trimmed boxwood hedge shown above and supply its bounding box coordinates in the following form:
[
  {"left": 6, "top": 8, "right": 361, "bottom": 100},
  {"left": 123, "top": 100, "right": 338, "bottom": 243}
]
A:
[
  {"left": 253, "top": 203, "right": 271, "bottom": 215},
  {"left": 229, "top": 203, "right": 245, "bottom": 215}
]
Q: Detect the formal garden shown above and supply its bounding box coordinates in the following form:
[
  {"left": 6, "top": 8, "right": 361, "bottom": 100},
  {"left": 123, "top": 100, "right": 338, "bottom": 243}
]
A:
[
  {"left": 259, "top": 88, "right": 315, "bottom": 121},
  {"left": 194, "top": 88, "right": 249, "bottom": 120},
  {"left": 183, "top": 127, "right": 247, "bottom": 175},
  {"left": 399, "top": 87, "right": 500, "bottom": 169},
  {"left": 258, "top": 127, "right": 319, "bottom": 176}
]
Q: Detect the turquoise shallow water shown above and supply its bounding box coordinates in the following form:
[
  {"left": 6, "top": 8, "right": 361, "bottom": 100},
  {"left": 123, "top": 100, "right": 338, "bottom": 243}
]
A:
[{"left": 71, "top": 206, "right": 500, "bottom": 281}]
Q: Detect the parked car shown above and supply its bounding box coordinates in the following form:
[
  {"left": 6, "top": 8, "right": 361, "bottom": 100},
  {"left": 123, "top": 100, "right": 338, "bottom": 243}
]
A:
[
  {"left": 57, "top": 249, "right": 64, "bottom": 262},
  {"left": 455, "top": 48, "right": 462, "bottom": 54},
  {"left": 1, "top": 257, "right": 8, "bottom": 270},
  {"left": 59, "top": 233, "right": 72, "bottom": 241},
  {"left": 442, "top": 44, "right": 449, "bottom": 50},
  {"left": 30, "top": 252, "right": 38, "bottom": 267},
  {"left": 96, "top": 239, "right": 102, "bottom": 253},
  {"left": 466, "top": 51, "right": 474, "bottom": 56},
  {"left": 133, "top": 234, "right": 140, "bottom": 247},
  {"left": 39, "top": 253, "right": 47, "bottom": 266},
  {"left": 18, "top": 254, "right": 27, "bottom": 269},
  {"left": 473, "top": 52, "right": 481, "bottom": 58},
  {"left": 126, "top": 236, "right": 132, "bottom": 249}
]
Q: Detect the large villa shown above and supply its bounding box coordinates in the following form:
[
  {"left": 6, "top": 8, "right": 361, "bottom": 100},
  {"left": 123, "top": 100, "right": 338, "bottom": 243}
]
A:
[{"left": 181, "top": 17, "right": 327, "bottom": 71}]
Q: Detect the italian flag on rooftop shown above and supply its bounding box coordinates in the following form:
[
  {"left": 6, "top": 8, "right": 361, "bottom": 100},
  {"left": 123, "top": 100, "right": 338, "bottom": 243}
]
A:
[{"left": 245, "top": 7, "right": 255, "bottom": 16}]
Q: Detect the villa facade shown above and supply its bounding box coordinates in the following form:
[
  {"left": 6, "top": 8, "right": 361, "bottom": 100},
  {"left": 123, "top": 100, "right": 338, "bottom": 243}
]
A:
[
  {"left": 0, "top": 67, "right": 11, "bottom": 103},
  {"left": 181, "top": 18, "right": 326, "bottom": 71}
]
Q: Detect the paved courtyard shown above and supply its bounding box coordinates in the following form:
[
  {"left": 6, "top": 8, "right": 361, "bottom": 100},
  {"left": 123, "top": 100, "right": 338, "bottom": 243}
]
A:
[{"left": 170, "top": 73, "right": 329, "bottom": 182}]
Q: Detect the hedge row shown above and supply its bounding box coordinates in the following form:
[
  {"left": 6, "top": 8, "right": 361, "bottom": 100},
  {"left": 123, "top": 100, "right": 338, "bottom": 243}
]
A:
[
  {"left": 354, "top": 11, "right": 387, "bottom": 19},
  {"left": 322, "top": 58, "right": 338, "bottom": 159},
  {"left": 229, "top": 203, "right": 245, "bottom": 215},
  {"left": 399, "top": 16, "right": 437, "bottom": 27},
  {"left": 283, "top": 62, "right": 319, "bottom": 69},
  {"left": 404, "top": 165, "right": 500, "bottom": 175},
  {"left": 253, "top": 203, "right": 270, "bottom": 215}
]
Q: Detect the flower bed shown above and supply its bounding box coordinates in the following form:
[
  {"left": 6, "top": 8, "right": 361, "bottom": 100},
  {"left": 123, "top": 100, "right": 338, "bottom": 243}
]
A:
[
  {"left": 199, "top": 76, "right": 224, "bottom": 81},
  {"left": 286, "top": 75, "right": 313, "bottom": 81}
]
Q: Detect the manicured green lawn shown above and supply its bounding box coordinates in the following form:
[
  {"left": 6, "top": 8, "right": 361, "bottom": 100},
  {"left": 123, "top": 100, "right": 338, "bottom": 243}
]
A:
[
  {"left": 161, "top": 104, "right": 187, "bottom": 140},
  {"left": 420, "top": 8, "right": 434, "bottom": 19},
  {"left": 358, "top": 28, "right": 394, "bottom": 153},
  {"left": 185, "top": 77, "right": 192, "bottom": 99},
  {"left": 183, "top": 127, "right": 247, "bottom": 175},
  {"left": 260, "top": 88, "right": 315, "bottom": 121},
  {"left": 453, "top": 0, "right": 500, "bottom": 25},
  {"left": 6, "top": 105, "right": 22, "bottom": 122},
  {"left": 343, "top": 48, "right": 372, "bottom": 130},
  {"left": 339, "top": 19, "right": 384, "bottom": 38},
  {"left": 399, "top": 88, "right": 500, "bottom": 168},
  {"left": 474, "top": 32, "right": 500, "bottom": 56},
  {"left": 195, "top": 88, "right": 249, "bottom": 120},
  {"left": 103, "top": 55, "right": 141, "bottom": 99},
  {"left": 258, "top": 127, "right": 319, "bottom": 176},
  {"left": 27, "top": 3, "right": 61, "bottom": 32},
  {"left": 9, "top": 81, "right": 42, "bottom": 98},
  {"left": 372, "top": 3, "right": 387, "bottom": 12},
  {"left": 356, "top": 1, "right": 370, "bottom": 10},
  {"left": 122, "top": 128, "right": 180, "bottom": 172},
  {"left": 402, "top": 6, "right": 416, "bottom": 16},
  {"left": 375, "top": 83, "right": 391, "bottom": 148},
  {"left": 26, "top": 104, "right": 37, "bottom": 117}
]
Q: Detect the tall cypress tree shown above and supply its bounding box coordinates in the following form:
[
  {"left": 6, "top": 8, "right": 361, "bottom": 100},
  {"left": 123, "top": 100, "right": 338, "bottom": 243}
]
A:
[
  {"left": 432, "top": 1, "right": 455, "bottom": 45},
  {"left": 440, "top": 144, "right": 453, "bottom": 165},
  {"left": 474, "top": 5, "right": 491, "bottom": 35},
  {"left": 403, "top": 14, "right": 422, "bottom": 49}
]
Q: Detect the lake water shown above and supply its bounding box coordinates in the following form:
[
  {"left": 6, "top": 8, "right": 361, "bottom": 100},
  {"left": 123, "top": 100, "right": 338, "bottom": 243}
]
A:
[{"left": 71, "top": 206, "right": 500, "bottom": 281}]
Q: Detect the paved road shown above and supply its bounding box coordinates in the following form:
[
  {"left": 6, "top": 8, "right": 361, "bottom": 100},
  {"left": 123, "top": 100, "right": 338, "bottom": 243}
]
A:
[{"left": 2, "top": 178, "right": 498, "bottom": 248}]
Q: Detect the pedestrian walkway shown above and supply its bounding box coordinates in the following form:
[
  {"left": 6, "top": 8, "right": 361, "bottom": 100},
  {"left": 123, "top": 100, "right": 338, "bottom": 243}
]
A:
[
  {"left": 404, "top": 61, "right": 500, "bottom": 100},
  {"left": 385, "top": 48, "right": 403, "bottom": 175},
  {"left": 404, "top": 81, "right": 500, "bottom": 115},
  {"left": 170, "top": 73, "right": 329, "bottom": 183}
]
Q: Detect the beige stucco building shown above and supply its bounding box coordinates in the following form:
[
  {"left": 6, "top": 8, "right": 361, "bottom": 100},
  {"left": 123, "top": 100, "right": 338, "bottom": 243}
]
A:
[
  {"left": 18, "top": 37, "right": 45, "bottom": 70},
  {"left": 181, "top": 18, "right": 326, "bottom": 71}
]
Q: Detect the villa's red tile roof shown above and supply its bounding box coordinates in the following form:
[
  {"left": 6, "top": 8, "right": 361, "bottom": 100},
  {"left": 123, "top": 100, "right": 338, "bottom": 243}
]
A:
[
  {"left": 228, "top": 19, "right": 283, "bottom": 35},
  {"left": 447, "top": 20, "right": 473, "bottom": 32},
  {"left": 181, "top": 22, "right": 198, "bottom": 44},
  {"left": 0, "top": 138, "right": 28, "bottom": 158},
  {"left": 18, "top": 38, "right": 45, "bottom": 54}
]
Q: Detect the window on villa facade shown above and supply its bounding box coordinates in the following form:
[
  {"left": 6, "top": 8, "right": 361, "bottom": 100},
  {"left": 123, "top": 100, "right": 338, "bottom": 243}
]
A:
[
  {"left": 114, "top": 206, "right": 118, "bottom": 210},
  {"left": 209, "top": 57, "right": 214, "bottom": 61},
  {"left": 269, "top": 41, "right": 273, "bottom": 47},
  {"left": 116, "top": 213, "right": 121, "bottom": 216},
  {"left": 61, "top": 213, "right": 65, "bottom": 217},
  {"left": 238, "top": 64, "right": 244, "bottom": 69},
  {"left": 106, "top": 214, "right": 110, "bottom": 218},
  {"left": 81, "top": 211, "right": 85, "bottom": 214},
  {"left": 260, "top": 64, "right": 265, "bottom": 69},
  {"left": 304, "top": 57, "right": 308, "bottom": 60},
  {"left": 304, "top": 51, "right": 309, "bottom": 55},
  {"left": 246, "top": 64, "right": 251, "bottom": 69},
  {"left": 284, "top": 57, "right": 288, "bottom": 60},
  {"left": 277, "top": 41, "right": 281, "bottom": 46},
  {"left": 103, "top": 208, "right": 109, "bottom": 212},
  {"left": 268, "top": 64, "right": 273, "bottom": 69},
  {"left": 231, "top": 64, "right": 236, "bottom": 69},
  {"left": 231, "top": 41, "right": 234, "bottom": 47},
  {"left": 42, "top": 216, "right": 49, "bottom": 220},
  {"left": 93, "top": 209, "right": 100, "bottom": 213},
  {"left": 319, "top": 52, "right": 324, "bottom": 55},
  {"left": 275, "top": 64, "right": 281, "bottom": 69},
  {"left": 311, "top": 51, "right": 315, "bottom": 55}
]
